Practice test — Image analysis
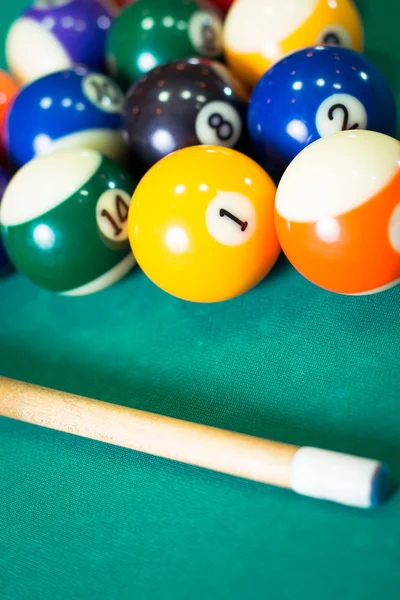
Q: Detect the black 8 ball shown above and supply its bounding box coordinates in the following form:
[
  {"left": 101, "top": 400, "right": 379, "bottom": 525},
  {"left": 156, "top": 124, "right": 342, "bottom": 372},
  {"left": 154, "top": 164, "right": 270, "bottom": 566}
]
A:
[{"left": 123, "top": 58, "right": 250, "bottom": 169}]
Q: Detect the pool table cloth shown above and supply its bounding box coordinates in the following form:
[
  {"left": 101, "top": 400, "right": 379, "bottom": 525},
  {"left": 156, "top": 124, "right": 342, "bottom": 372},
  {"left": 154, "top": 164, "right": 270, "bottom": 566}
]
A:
[{"left": 0, "top": 1, "right": 399, "bottom": 598}]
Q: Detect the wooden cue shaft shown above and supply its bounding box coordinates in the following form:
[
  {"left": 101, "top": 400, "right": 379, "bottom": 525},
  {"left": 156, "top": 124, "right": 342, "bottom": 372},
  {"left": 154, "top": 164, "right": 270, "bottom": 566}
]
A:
[{"left": 0, "top": 377, "right": 298, "bottom": 488}]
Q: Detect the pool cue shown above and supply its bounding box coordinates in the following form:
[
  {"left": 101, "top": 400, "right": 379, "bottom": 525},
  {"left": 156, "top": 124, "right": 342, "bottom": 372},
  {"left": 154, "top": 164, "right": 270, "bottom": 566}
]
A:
[{"left": 0, "top": 376, "right": 390, "bottom": 509}]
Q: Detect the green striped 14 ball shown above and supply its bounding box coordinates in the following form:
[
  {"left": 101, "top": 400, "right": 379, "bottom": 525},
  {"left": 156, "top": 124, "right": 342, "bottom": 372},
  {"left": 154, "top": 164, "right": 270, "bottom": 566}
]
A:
[{"left": 0, "top": 149, "right": 137, "bottom": 295}]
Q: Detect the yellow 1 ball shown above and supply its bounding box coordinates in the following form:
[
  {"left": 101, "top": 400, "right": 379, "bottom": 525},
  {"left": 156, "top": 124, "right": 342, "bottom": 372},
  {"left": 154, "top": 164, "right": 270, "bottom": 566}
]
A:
[{"left": 128, "top": 145, "right": 280, "bottom": 303}]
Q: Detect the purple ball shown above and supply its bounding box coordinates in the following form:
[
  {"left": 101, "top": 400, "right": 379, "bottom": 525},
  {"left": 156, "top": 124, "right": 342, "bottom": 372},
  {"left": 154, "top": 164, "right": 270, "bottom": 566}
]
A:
[{"left": 6, "top": 0, "right": 116, "bottom": 84}]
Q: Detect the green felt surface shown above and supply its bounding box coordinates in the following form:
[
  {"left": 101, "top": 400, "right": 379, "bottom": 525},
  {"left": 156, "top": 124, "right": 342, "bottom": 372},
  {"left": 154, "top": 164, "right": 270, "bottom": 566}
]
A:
[{"left": 1, "top": 1, "right": 400, "bottom": 599}]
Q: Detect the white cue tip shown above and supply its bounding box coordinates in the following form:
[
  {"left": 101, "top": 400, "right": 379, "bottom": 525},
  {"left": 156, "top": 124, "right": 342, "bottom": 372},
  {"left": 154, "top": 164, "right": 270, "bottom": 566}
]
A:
[{"left": 290, "top": 447, "right": 391, "bottom": 509}]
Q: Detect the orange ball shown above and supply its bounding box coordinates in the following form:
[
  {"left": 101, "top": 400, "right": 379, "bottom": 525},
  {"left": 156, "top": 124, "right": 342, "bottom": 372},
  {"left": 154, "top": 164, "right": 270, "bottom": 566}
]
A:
[
  {"left": 128, "top": 146, "right": 280, "bottom": 302},
  {"left": 275, "top": 130, "right": 400, "bottom": 295},
  {"left": 224, "top": 0, "right": 363, "bottom": 88},
  {"left": 0, "top": 70, "right": 18, "bottom": 159}
]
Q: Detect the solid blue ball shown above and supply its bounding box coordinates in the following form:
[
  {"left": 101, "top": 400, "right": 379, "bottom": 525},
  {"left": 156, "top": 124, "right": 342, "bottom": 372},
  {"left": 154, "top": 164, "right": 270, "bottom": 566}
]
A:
[
  {"left": 248, "top": 46, "right": 398, "bottom": 169},
  {"left": 5, "top": 67, "right": 127, "bottom": 168}
]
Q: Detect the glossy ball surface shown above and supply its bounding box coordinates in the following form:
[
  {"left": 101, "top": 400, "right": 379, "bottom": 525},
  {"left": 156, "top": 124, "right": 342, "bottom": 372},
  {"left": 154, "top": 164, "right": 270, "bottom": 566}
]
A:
[
  {"left": 5, "top": 67, "right": 127, "bottom": 168},
  {"left": 106, "top": 0, "right": 224, "bottom": 88},
  {"left": 114, "top": 0, "right": 136, "bottom": 6},
  {"left": 248, "top": 46, "right": 397, "bottom": 169},
  {"left": 0, "top": 167, "right": 11, "bottom": 272},
  {"left": 224, "top": 0, "right": 363, "bottom": 88},
  {"left": 6, "top": 0, "right": 116, "bottom": 84},
  {"left": 211, "top": 0, "right": 235, "bottom": 12},
  {"left": 275, "top": 130, "right": 400, "bottom": 295},
  {"left": 0, "top": 70, "right": 18, "bottom": 159},
  {"left": 124, "top": 58, "right": 249, "bottom": 169},
  {"left": 1, "top": 149, "right": 137, "bottom": 295},
  {"left": 128, "top": 145, "right": 280, "bottom": 303}
]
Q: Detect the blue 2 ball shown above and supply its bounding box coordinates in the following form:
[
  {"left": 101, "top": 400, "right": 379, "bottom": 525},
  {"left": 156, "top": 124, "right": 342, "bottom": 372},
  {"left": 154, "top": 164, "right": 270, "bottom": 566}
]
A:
[
  {"left": 248, "top": 46, "right": 397, "bottom": 169},
  {"left": 5, "top": 67, "right": 127, "bottom": 168}
]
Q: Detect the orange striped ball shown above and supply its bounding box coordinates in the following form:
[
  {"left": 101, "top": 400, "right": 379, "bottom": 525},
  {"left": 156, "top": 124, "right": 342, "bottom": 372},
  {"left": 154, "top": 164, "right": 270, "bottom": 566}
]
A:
[{"left": 275, "top": 130, "right": 400, "bottom": 295}]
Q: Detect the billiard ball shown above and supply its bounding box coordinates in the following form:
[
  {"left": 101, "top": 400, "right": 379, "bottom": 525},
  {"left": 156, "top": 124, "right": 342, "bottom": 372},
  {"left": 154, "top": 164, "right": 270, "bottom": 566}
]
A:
[
  {"left": 128, "top": 145, "right": 280, "bottom": 302},
  {"left": 6, "top": 0, "right": 116, "bottom": 84},
  {"left": 211, "top": 0, "right": 235, "bottom": 12},
  {"left": 114, "top": 0, "right": 134, "bottom": 6},
  {"left": 114, "top": 0, "right": 138, "bottom": 6},
  {"left": 124, "top": 58, "right": 249, "bottom": 170},
  {"left": 106, "top": 0, "right": 224, "bottom": 89},
  {"left": 0, "top": 70, "right": 18, "bottom": 161},
  {"left": 248, "top": 46, "right": 397, "bottom": 169},
  {"left": 224, "top": 0, "right": 363, "bottom": 88},
  {"left": 4, "top": 67, "right": 127, "bottom": 169},
  {"left": 275, "top": 130, "right": 400, "bottom": 295},
  {"left": 0, "top": 149, "right": 137, "bottom": 295},
  {"left": 0, "top": 167, "right": 10, "bottom": 273}
]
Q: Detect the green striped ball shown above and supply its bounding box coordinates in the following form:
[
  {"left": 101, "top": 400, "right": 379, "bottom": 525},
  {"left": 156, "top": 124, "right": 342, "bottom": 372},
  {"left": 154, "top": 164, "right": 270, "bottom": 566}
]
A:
[{"left": 0, "top": 149, "right": 137, "bottom": 295}]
